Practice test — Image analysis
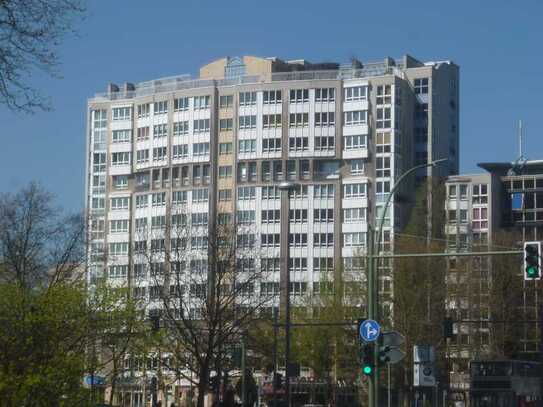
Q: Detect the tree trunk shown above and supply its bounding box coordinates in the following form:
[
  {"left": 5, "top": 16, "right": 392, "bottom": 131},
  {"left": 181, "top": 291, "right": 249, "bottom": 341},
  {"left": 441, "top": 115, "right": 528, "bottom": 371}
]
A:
[
  {"left": 109, "top": 359, "right": 118, "bottom": 406},
  {"left": 197, "top": 361, "right": 210, "bottom": 407}
]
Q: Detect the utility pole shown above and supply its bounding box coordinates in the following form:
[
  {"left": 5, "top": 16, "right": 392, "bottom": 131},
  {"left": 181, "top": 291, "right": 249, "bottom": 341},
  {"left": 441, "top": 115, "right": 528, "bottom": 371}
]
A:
[
  {"left": 272, "top": 308, "right": 278, "bottom": 407},
  {"left": 241, "top": 334, "right": 247, "bottom": 407}
]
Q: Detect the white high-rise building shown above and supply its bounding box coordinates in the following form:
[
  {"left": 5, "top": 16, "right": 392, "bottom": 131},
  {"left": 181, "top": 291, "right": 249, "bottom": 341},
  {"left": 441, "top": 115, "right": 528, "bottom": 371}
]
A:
[{"left": 85, "top": 55, "right": 459, "bottom": 318}]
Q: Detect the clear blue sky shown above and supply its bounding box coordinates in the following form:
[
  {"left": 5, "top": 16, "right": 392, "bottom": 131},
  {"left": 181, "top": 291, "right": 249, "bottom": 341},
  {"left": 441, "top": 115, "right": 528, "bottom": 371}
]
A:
[{"left": 1, "top": 0, "right": 542, "bottom": 212}]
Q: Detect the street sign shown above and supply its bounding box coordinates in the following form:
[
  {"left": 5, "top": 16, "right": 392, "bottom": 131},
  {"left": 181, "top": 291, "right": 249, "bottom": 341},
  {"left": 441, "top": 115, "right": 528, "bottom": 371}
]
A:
[
  {"left": 414, "top": 362, "right": 436, "bottom": 387},
  {"left": 381, "top": 348, "right": 406, "bottom": 364},
  {"left": 359, "top": 319, "right": 381, "bottom": 342},
  {"left": 413, "top": 345, "right": 435, "bottom": 363},
  {"left": 83, "top": 374, "right": 106, "bottom": 387},
  {"left": 381, "top": 331, "right": 405, "bottom": 347}
]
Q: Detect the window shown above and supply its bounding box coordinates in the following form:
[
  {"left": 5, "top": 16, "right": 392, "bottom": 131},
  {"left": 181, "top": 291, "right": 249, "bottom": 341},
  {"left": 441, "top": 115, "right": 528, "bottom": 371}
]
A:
[
  {"left": 473, "top": 207, "right": 488, "bottom": 230},
  {"left": 314, "top": 233, "right": 334, "bottom": 247},
  {"left": 218, "top": 189, "right": 232, "bottom": 201},
  {"left": 262, "top": 138, "right": 281, "bottom": 153},
  {"left": 219, "top": 142, "right": 233, "bottom": 154},
  {"left": 191, "top": 212, "right": 209, "bottom": 226},
  {"left": 137, "top": 126, "right": 149, "bottom": 140},
  {"left": 137, "top": 103, "right": 150, "bottom": 118},
  {"left": 315, "top": 88, "right": 335, "bottom": 102},
  {"left": 111, "top": 197, "right": 129, "bottom": 210},
  {"left": 344, "top": 232, "right": 365, "bottom": 247},
  {"left": 448, "top": 185, "right": 457, "bottom": 199},
  {"left": 172, "top": 190, "right": 187, "bottom": 205},
  {"left": 109, "top": 242, "right": 129, "bottom": 256},
  {"left": 111, "top": 152, "right": 130, "bottom": 166},
  {"left": 289, "top": 282, "right": 307, "bottom": 296},
  {"left": 344, "top": 208, "right": 366, "bottom": 222},
  {"left": 218, "top": 213, "right": 232, "bottom": 225},
  {"left": 315, "top": 135, "right": 335, "bottom": 150},
  {"left": 314, "top": 208, "right": 334, "bottom": 222},
  {"left": 350, "top": 159, "right": 364, "bottom": 175},
  {"left": 134, "top": 241, "right": 147, "bottom": 254},
  {"left": 136, "top": 149, "right": 149, "bottom": 163},
  {"left": 172, "top": 144, "right": 188, "bottom": 159},
  {"left": 219, "top": 95, "right": 233, "bottom": 108},
  {"left": 218, "top": 166, "right": 232, "bottom": 178},
  {"left": 193, "top": 119, "right": 210, "bottom": 133},
  {"left": 112, "top": 129, "right": 131, "bottom": 143},
  {"left": 344, "top": 110, "right": 367, "bottom": 126},
  {"left": 239, "top": 139, "right": 256, "bottom": 153},
  {"left": 113, "top": 175, "right": 128, "bottom": 190},
  {"left": 289, "top": 209, "right": 308, "bottom": 223},
  {"left": 152, "top": 192, "right": 166, "bottom": 207},
  {"left": 263, "top": 90, "right": 281, "bottom": 104},
  {"left": 261, "top": 233, "right": 280, "bottom": 248},
  {"left": 151, "top": 215, "right": 166, "bottom": 229},
  {"left": 343, "top": 134, "right": 366, "bottom": 150},
  {"left": 289, "top": 89, "right": 309, "bottom": 103},
  {"left": 313, "top": 257, "right": 334, "bottom": 274},
  {"left": 135, "top": 194, "right": 148, "bottom": 208},
  {"left": 376, "top": 107, "right": 392, "bottom": 129},
  {"left": 261, "top": 209, "right": 280, "bottom": 223},
  {"left": 153, "top": 101, "right": 168, "bottom": 115},
  {"left": 238, "top": 186, "right": 256, "bottom": 201},
  {"left": 376, "top": 157, "right": 391, "bottom": 177},
  {"left": 239, "top": 115, "right": 256, "bottom": 129},
  {"left": 376, "top": 85, "right": 392, "bottom": 104},
  {"left": 219, "top": 118, "right": 233, "bottom": 131},
  {"left": 472, "top": 184, "right": 488, "bottom": 204},
  {"left": 153, "top": 147, "right": 167, "bottom": 161},
  {"left": 194, "top": 95, "right": 210, "bottom": 109},
  {"left": 174, "top": 97, "right": 189, "bottom": 111},
  {"left": 135, "top": 217, "right": 147, "bottom": 232},
  {"left": 376, "top": 132, "right": 391, "bottom": 153},
  {"left": 288, "top": 185, "right": 308, "bottom": 199},
  {"left": 376, "top": 181, "right": 390, "bottom": 194},
  {"left": 448, "top": 210, "right": 457, "bottom": 223},
  {"left": 110, "top": 219, "right": 129, "bottom": 233},
  {"left": 344, "top": 86, "right": 367, "bottom": 101},
  {"left": 289, "top": 113, "right": 308, "bottom": 127},
  {"left": 237, "top": 210, "right": 255, "bottom": 224},
  {"left": 193, "top": 143, "right": 210, "bottom": 156},
  {"left": 459, "top": 184, "right": 468, "bottom": 200},
  {"left": 344, "top": 183, "right": 366, "bottom": 198},
  {"left": 414, "top": 78, "right": 429, "bottom": 95},
  {"left": 192, "top": 188, "right": 209, "bottom": 203},
  {"left": 112, "top": 107, "right": 131, "bottom": 121},
  {"left": 153, "top": 124, "right": 168, "bottom": 138},
  {"left": 239, "top": 92, "right": 256, "bottom": 106},
  {"left": 289, "top": 136, "right": 308, "bottom": 151},
  {"left": 260, "top": 282, "right": 280, "bottom": 296},
  {"left": 151, "top": 239, "right": 166, "bottom": 253},
  {"left": 263, "top": 114, "right": 282, "bottom": 129},
  {"left": 108, "top": 265, "right": 128, "bottom": 279},
  {"left": 314, "top": 112, "right": 335, "bottom": 126},
  {"left": 171, "top": 213, "right": 187, "bottom": 227},
  {"left": 288, "top": 258, "right": 308, "bottom": 272},
  {"left": 237, "top": 234, "right": 256, "bottom": 249},
  {"left": 313, "top": 185, "right": 334, "bottom": 199},
  {"left": 173, "top": 121, "right": 189, "bottom": 136},
  {"left": 262, "top": 186, "right": 280, "bottom": 200}
]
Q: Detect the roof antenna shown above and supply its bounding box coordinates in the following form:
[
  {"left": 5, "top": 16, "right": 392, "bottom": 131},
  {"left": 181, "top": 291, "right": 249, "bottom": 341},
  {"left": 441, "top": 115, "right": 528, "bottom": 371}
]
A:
[{"left": 509, "top": 119, "right": 527, "bottom": 176}]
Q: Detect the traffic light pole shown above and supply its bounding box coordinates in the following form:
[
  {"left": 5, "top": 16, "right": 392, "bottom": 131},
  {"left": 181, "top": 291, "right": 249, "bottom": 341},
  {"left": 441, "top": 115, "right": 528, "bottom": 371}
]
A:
[{"left": 367, "top": 229, "right": 376, "bottom": 407}]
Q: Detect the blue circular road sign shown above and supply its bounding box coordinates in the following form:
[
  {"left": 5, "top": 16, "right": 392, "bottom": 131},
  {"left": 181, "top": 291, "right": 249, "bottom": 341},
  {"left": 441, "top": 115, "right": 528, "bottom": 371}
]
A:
[{"left": 360, "top": 319, "right": 381, "bottom": 342}]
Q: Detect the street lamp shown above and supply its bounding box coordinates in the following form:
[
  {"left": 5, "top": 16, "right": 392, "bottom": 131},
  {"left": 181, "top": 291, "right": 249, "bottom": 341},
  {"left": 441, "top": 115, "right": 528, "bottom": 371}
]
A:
[
  {"left": 366, "top": 157, "right": 447, "bottom": 407},
  {"left": 278, "top": 181, "right": 297, "bottom": 407}
]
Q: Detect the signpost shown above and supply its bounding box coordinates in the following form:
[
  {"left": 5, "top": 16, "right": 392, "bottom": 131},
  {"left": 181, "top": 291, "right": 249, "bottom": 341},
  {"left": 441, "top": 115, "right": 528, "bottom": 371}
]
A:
[{"left": 359, "top": 319, "right": 381, "bottom": 342}]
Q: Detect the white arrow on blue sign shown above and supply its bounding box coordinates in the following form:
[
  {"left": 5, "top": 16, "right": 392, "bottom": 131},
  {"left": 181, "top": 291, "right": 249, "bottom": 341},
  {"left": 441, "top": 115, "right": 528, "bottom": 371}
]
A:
[{"left": 359, "top": 319, "right": 381, "bottom": 342}]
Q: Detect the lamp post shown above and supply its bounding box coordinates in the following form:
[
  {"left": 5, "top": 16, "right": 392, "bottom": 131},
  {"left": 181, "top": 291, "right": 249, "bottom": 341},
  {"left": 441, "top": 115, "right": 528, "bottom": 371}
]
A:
[
  {"left": 278, "top": 181, "right": 297, "bottom": 407},
  {"left": 367, "top": 158, "right": 447, "bottom": 407}
]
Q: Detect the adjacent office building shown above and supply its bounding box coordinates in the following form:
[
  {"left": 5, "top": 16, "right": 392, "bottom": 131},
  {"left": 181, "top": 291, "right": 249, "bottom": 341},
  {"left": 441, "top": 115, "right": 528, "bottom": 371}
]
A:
[
  {"left": 85, "top": 54, "right": 459, "bottom": 327},
  {"left": 444, "top": 159, "right": 543, "bottom": 390}
]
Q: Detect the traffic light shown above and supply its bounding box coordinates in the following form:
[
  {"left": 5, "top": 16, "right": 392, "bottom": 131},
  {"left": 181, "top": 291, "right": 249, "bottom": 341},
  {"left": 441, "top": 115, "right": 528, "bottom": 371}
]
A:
[
  {"left": 442, "top": 317, "right": 454, "bottom": 339},
  {"left": 361, "top": 343, "right": 375, "bottom": 376},
  {"left": 524, "top": 241, "right": 541, "bottom": 280}
]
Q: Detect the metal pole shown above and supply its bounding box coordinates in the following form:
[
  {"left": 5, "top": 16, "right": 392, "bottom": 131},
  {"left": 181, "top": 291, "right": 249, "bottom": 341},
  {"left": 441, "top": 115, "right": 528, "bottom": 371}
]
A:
[
  {"left": 367, "top": 227, "right": 375, "bottom": 407},
  {"left": 387, "top": 362, "right": 391, "bottom": 407},
  {"left": 241, "top": 334, "right": 247, "bottom": 407},
  {"left": 285, "top": 204, "right": 291, "bottom": 407},
  {"left": 273, "top": 308, "right": 278, "bottom": 407}
]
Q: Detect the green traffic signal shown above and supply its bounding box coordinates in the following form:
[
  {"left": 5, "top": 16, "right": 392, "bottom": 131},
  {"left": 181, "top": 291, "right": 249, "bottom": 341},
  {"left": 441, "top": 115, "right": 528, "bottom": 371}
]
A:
[
  {"left": 363, "top": 365, "right": 373, "bottom": 375},
  {"left": 527, "top": 265, "right": 538, "bottom": 278},
  {"left": 360, "top": 343, "right": 374, "bottom": 376},
  {"left": 524, "top": 242, "right": 541, "bottom": 280}
]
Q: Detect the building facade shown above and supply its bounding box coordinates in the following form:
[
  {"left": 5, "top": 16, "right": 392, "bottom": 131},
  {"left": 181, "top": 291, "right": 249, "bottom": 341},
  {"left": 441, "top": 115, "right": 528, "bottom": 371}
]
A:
[
  {"left": 444, "top": 160, "right": 543, "bottom": 390},
  {"left": 86, "top": 53, "right": 459, "bottom": 335}
]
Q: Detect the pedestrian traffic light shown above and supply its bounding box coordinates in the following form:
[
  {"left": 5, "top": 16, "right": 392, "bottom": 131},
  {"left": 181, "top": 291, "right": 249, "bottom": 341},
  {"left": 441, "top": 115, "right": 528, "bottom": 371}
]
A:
[
  {"left": 360, "top": 343, "right": 375, "bottom": 376},
  {"left": 524, "top": 241, "right": 541, "bottom": 280}
]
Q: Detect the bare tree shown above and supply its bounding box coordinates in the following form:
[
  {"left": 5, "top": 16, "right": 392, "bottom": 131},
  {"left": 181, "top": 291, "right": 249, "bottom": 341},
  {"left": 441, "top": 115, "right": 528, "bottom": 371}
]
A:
[
  {"left": 0, "top": 0, "right": 85, "bottom": 112},
  {"left": 136, "top": 211, "right": 272, "bottom": 407},
  {"left": 0, "top": 181, "right": 85, "bottom": 288}
]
